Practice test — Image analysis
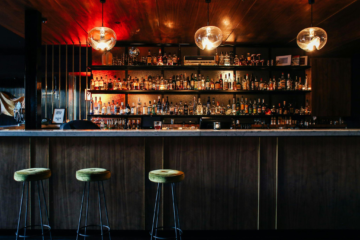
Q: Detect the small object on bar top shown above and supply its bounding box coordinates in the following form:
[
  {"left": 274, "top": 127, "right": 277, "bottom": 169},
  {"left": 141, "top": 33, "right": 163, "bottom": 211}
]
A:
[
  {"left": 154, "top": 121, "right": 162, "bottom": 130},
  {"left": 214, "top": 122, "right": 221, "bottom": 130}
]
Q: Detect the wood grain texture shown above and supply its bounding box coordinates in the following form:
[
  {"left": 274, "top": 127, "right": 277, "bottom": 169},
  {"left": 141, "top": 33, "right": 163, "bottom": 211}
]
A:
[
  {"left": 49, "top": 137, "right": 145, "bottom": 230},
  {"left": 0, "top": 0, "right": 359, "bottom": 55},
  {"left": 163, "top": 137, "right": 259, "bottom": 230},
  {"left": 0, "top": 138, "right": 30, "bottom": 229},
  {"left": 310, "top": 58, "right": 351, "bottom": 117},
  {"left": 277, "top": 137, "right": 360, "bottom": 229},
  {"left": 259, "top": 137, "right": 277, "bottom": 230}
]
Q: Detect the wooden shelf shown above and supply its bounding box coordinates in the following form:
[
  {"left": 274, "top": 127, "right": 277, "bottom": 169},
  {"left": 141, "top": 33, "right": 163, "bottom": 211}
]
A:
[
  {"left": 89, "top": 90, "right": 311, "bottom": 94},
  {"left": 88, "top": 114, "right": 310, "bottom": 118},
  {"left": 90, "top": 65, "right": 310, "bottom": 71}
]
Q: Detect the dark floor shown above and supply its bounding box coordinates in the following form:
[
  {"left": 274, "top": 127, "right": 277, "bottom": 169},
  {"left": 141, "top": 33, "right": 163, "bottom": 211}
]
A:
[{"left": 1, "top": 230, "right": 359, "bottom": 240}]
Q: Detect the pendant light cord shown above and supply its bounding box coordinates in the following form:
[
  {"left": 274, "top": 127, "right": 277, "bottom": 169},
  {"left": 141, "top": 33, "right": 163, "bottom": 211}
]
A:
[
  {"left": 311, "top": 3, "right": 313, "bottom": 27},
  {"left": 102, "top": 1, "right": 104, "bottom": 27},
  {"left": 207, "top": 1, "right": 210, "bottom": 26}
]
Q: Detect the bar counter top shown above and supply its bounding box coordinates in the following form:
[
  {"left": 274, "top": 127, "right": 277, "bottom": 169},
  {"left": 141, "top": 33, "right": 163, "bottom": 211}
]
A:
[{"left": 0, "top": 129, "right": 360, "bottom": 137}]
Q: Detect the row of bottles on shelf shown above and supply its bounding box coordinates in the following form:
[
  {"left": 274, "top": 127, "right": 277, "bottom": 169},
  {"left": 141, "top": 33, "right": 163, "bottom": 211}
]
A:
[
  {"left": 103, "top": 48, "right": 269, "bottom": 66},
  {"left": 90, "top": 73, "right": 309, "bottom": 91},
  {"left": 94, "top": 118, "right": 141, "bottom": 130},
  {"left": 90, "top": 96, "right": 311, "bottom": 116}
]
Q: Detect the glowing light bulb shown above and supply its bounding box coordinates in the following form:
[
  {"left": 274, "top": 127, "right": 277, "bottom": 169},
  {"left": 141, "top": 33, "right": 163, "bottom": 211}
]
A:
[
  {"left": 297, "top": 27, "right": 327, "bottom": 52},
  {"left": 194, "top": 26, "right": 223, "bottom": 51},
  {"left": 88, "top": 27, "right": 116, "bottom": 51}
]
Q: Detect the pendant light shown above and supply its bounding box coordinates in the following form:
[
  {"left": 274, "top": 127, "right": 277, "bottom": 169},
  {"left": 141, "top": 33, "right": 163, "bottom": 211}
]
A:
[
  {"left": 194, "top": 0, "right": 223, "bottom": 51},
  {"left": 88, "top": 0, "right": 116, "bottom": 51},
  {"left": 297, "top": 0, "right": 327, "bottom": 52}
]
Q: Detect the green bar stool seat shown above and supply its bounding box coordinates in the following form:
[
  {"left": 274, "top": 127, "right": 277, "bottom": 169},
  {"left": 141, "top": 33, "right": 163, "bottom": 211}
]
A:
[
  {"left": 14, "top": 168, "right": 52, "bottom": 240},
  {"left": 149, "top": 169, "right": 184, "bottom": 240},
  {"left": 75, "top": 168, "right": 111, "bottom": 240}
]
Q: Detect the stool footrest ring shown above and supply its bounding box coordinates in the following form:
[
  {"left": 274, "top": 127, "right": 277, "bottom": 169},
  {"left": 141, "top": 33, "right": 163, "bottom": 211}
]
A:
[
  {"left": 15, "top": 224, "right": 51, "bottom": 238},
  {"left": 78, "top": 224, "right": 110, "bottom": 238}
]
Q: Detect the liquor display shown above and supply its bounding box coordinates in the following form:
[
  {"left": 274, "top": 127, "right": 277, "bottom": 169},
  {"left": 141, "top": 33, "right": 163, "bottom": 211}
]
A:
[
  {"left": 89, "top": 96, "right": 311, "bottom": 116},
  {"left": 90, "top": 73, "right": 310, "bottom": 91},
  {"left": 91, "top": 118, "right": 141, "bottom": 130}
]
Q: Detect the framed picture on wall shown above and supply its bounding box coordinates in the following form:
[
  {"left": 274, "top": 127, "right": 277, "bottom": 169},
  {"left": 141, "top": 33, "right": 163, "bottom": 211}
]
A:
[
  {"left": 300, "top": 56, "right": 308, "bottom": 66},
  {"left": 291, "top": 55, "right": 300, "bottom": 66},
  {"left": 52, "top": 108, "right": 66, "bottom": 124},
  {"left": 276, "top": 55, "right": 291, "bottom": 66}
]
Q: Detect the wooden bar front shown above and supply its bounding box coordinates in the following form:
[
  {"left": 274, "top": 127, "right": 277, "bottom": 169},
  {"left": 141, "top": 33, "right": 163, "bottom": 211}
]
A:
[{"left": 1, "top": 136, "right": 360, "bottom": 230}]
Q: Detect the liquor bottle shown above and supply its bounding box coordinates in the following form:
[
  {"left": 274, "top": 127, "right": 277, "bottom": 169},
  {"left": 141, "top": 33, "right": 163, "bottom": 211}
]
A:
[
  {"left": 294, "top": 76, "right": 298, "bottom": 90},
  {"left": 98, "top": 97, "right": 102, "bottom": 113},
  {"left": 246, "top": 53, "right": 251, "bottom": 65},
  {"left": 162, "top": 52, "right": 167, "bottom": 65},
  {"left": 99, "top": 77, "right": 104, "bottom": 90},
  {"left": 248, "top": 100, "right": 253, "bottom": 115},
  {"left": 236, "top": 77, "right": 241, "bottom": 90},
  {"left": 226, "top": 100, "right": 232, "bottom": 115},
  {"left": 152, "top": 100, "right": 157, "bottom": 115},
  {"left": 223, "top": 74, "right": 228, "bottom": 90},
  {"left": 184, "top": 102, "right": 188, "bottom": 115},
  {"left": 236, "top": 98, "right": 240, "bottom": 115},
  {"left": 108, "top": 78, "right": 113, "bottom": 90},
  {"left": 304, "top": 74, "right": 308, "bottom": 90},
  {"left": 220, "top": 103, "right": 225, "bottom": 115},
  {"left": 157, "top": 96, "right": 161, "bottom": 114},
  {"left": 147, "top": 101, "right": 152, "bottom": 115},
  {"left": 219, "top": 74, "right": 223, "bottom": 90},
  {"left": 90, "top": 78, "right": 95, "bottom": 90},
  {"left": 166, "top": 96, "right": 170, "bottom": 113},
  {"left": 179, "top": 101, "right": 184, "bottom": 115},
  {"left": 137, "top": 98, "right": 142, "bottom": 115},
  {"left": 201, "top": 75, "right": 206, "bottom": 90},
  {"left": 210, "top": 78, "right": 215, "bottom": 90},
  {"left": 174, "top": 102, "right": 178, "bottom": 115},
  {"left": 289, "top": 103, "right": 294, "bottom": 115},
  {"left": 147, "top": 50, "right": 152, "bottom": 65},
  {"left": 211, "top": 98, "right": 216, "bottom": 115},
  {"left": 192, "top": 96, "right": 197, "bottom": 115},
  {"left": 230, "top": 73, "right": 234, "bottom": 90},
  {"left": 205, "top": 76, "right": 210, "bottom": 90},
  {"left": 257, "top": 99, "right": 262, "bottom": 115},
  {"left": 253, "top": 100, "right": 257, "bottom": 115},
  {"left": 219, "top": 52, "right": 224, "bottom": 65},
  {"left": 167, "top": 53, "right": 173, "bottom": 65},
  {"left": 107, "top": 102, "right": 111, "bottom": 115},
  {"left": 94, "top": 77, "right": 99, "bottom": 90},
  {"left": 90, "top": 98, "right": 94, "bottom": 115},
  {"left": 102, "top": 103, "right": 106, "bottom": 115},
  {"left": 173, "top": 54, "right": 177, "bottom": 66},
  {"left": 207, "top": 97, "right": 211, "bottom": 115},
  {"left": 234, "top": 55, "right": 239, "bottom": 65},
  {"left": 283, "top": 101, "right": 288, "bottom": 115},
  {"left": 157, "top": 49, "right": 163, "bottom": 65},
  {"left": 224, "top": 52, "right": 230, "bottom": 66},
  {"left": 115, "top": 102, "right": 119, "bottom": 114},
  {"left": 103, "top": 75, "right": 108, "bottom": 90},
  {"left": 215, "top": 101, "right": 221, "bottom": 115},
  {"left": 298, "top": 77, "right": 303, "bottom": 90},
  {"left": 250, "top": 75, "right": 255, "bottom": 90},
  {"left": 232, "top": 98, "right": 236, "bottom": 115},
  {"left": 240, "top": 96, "right": 244, "bottom": 115},
  {"left": 259, "top": 78, "right": 264, "bottom": 90},
  {"left": 190, "top": 74, "right": 195, "bottom": 90},
  {"left": 215, "top": 76, "right": 220, "bottom": 90},
  {"left": 261, "top": 99, "right": 266, "bottom": 114},
  {"left": 196, "top": 98, "right": 203, "bottom": 115},
  {"left": 142, "top": 102, "right": 147, "bottom": 115},
  {"left": 254, "top": 76, "right": 259, "bottom": 90},
  {"left": 111, "top": 100, "right": 115, "bottom": 114},
  {"left": 268, "top": 77, "right": 273, "bottom": 91},
  {"left": 286, "top": 73, "right": 292, "bottom": 90},
  {"left": 170, "top": 102, "right": 174, "bottom": 115},
  {"left": 130, "top": 103, "right": 135, "bottom": 115},
  {"left": 215, "top": 52, "right": 219, "bottom": 65},
  {"left": 244, "top": 98, "right": 249, "bottom": 115},
  {"left": 120, "top": 102, "right": 124, "bottom": 115},
  {"left": 161, "top": 97, "right": 166, "bottom": 115},
  {"left": 242, "top": 76, "right": 247, "bottom": 90},
  {"left": 280, "top": 73, "right": 286, "bottom": 90},
  {"left": 272, "top": 76, "right": 277, "bottom": 91}
]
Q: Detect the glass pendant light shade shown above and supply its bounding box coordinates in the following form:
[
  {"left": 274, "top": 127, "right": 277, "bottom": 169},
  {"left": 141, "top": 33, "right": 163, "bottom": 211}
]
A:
[
  {"left": 297, "top": 27, "right": 327, "bottom": 52},
  {"left": 194, "top": 26, "right": 223, "bottom": 50},
  {"left": 88, "top": 27, "right": 116, "bottom": 51}
]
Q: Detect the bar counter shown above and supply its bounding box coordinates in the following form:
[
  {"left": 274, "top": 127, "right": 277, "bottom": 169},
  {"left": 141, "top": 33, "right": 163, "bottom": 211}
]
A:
[
  {"left": 1, "top": 129, "right": 360, "bottom": 231},
  {"left": 0, "top": 129, "right": 360, "bottom": 137}
]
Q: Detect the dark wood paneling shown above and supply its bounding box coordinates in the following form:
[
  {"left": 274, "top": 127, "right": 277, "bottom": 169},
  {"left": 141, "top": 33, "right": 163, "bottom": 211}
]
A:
[
  {"left": 49, "top": 137, "right": 145, "bottom": 230},
  {"left": 311, "top": 58, "right": 351, "bottom": 117},
  {"left": 145, "top": 138, "right": 164, "bottom": 229},
  {"left": 259, "top": 137, "right": 277, "bottom": 230},
  {"left": 163, "top": 137, "right": 259, "bottom": 230},
  {"left": 0, "top": 138, "right": 30, "bottom": 229},
  {"left": 278, "top": 137, "right": 360, "bottom": 229}
]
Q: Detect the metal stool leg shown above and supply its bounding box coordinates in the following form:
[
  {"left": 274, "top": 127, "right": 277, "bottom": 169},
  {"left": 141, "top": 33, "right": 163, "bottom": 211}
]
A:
[
  {"left": 101, "top": 181, "right": 111, "bottom": 240},
  {"left": 97, "top": 181, "right": 104, "bottom": 240},
  {"left": 150, "top": 183, "right": 160, "bottom": 240},
  {"left": 16, "top": 182, "right": 25, "bottom": 240},
  {"left": 154, "top": 183, "right": 161, "bottom": 239},
  {"left": 171, "top": 183, "right": 178, "bottom": 240},
  {"left": 36, "top": 181, "right": 45, "bottom": 240},
  {"left": 23, "top": 182, "right": 29, "bottom": 240},
  {"left": 83, "top": 182, "right": 90, "bottom": 239},
  {"left": 40, "top": 180, "right": 52, "bottom": 240},
  {"left": 76, "top": 182, "right": 87, "bottom": 240},
  {"left": 173, "top": 184, "right": 182, "bottom": 240}
]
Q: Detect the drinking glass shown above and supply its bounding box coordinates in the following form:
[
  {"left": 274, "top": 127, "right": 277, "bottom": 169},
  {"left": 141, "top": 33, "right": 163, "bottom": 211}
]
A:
[{"left": 154, "top": 121, "right": 162, "bottom": 130}]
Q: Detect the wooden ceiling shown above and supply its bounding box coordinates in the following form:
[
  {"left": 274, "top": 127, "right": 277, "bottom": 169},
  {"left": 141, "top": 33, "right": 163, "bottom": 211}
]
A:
[{"left": 0, "top": 0, "right": 360, "bottom": 55}]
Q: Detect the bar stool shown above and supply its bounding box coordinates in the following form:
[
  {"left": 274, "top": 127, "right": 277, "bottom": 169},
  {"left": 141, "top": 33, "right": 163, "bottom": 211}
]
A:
[
  {"left": 149, "top": 169, "right": 184, "bottom": 240},
  {"left": 75, "top": 168, "right": 111, "bottom": 240},
  {"left": 14, "top": 168, "right": 52, "bottom": 240}
]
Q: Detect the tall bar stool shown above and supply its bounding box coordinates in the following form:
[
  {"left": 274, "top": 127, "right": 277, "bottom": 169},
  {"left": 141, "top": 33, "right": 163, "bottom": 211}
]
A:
[
  {"left": 149, "top": 169, "right": 184, "bottom": 240},
  {"left": 14, "top": 168, "right": 52, "bottom": 240},
  {"left": 75, "top": 168, "right": 111, "bottom": 240}
]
